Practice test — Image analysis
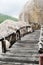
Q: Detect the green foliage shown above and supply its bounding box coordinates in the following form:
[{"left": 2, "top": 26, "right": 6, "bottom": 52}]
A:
[{"left": 0, "top": 14, "right": 18, "bottom": 23}]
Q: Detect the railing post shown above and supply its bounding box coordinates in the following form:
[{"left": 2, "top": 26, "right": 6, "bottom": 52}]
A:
[{"left": 1, "top": 40, "right": 6, "bottom": 53}]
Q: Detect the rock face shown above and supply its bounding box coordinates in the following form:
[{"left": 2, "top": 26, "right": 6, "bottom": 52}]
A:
[{"left": 19, "top": 0, "right": 43, "bottom": 25}]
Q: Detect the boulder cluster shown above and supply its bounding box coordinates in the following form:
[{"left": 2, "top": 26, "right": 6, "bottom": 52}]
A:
[{"left": 19, "top": 0, "right": 43, "bottom": 29}]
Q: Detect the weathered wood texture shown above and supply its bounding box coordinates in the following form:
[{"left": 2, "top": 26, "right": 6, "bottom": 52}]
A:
[{"left": 0, "top": 30, "right": 40, "bottom": 65}]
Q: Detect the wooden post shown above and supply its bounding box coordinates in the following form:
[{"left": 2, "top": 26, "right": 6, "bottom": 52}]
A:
[
  {"left": 39, "top": 54, "right": 43, "bottom": 65},
  {"left": 1, "top": 40, "right": 6, "bottom": 53}
]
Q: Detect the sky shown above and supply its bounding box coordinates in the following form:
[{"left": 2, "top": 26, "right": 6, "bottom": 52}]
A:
[{"left": 0, "top": 0, "right": 32, "bottom": 18}]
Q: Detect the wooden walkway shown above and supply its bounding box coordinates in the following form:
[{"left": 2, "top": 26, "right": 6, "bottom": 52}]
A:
[{"left": 0, "top": 30, "right": 40, "bottom": 65}]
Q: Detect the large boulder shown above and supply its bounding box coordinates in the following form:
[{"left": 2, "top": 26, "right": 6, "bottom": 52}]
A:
[{"left": 19, "top": 0, "right": 43, "bottom": 29}]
